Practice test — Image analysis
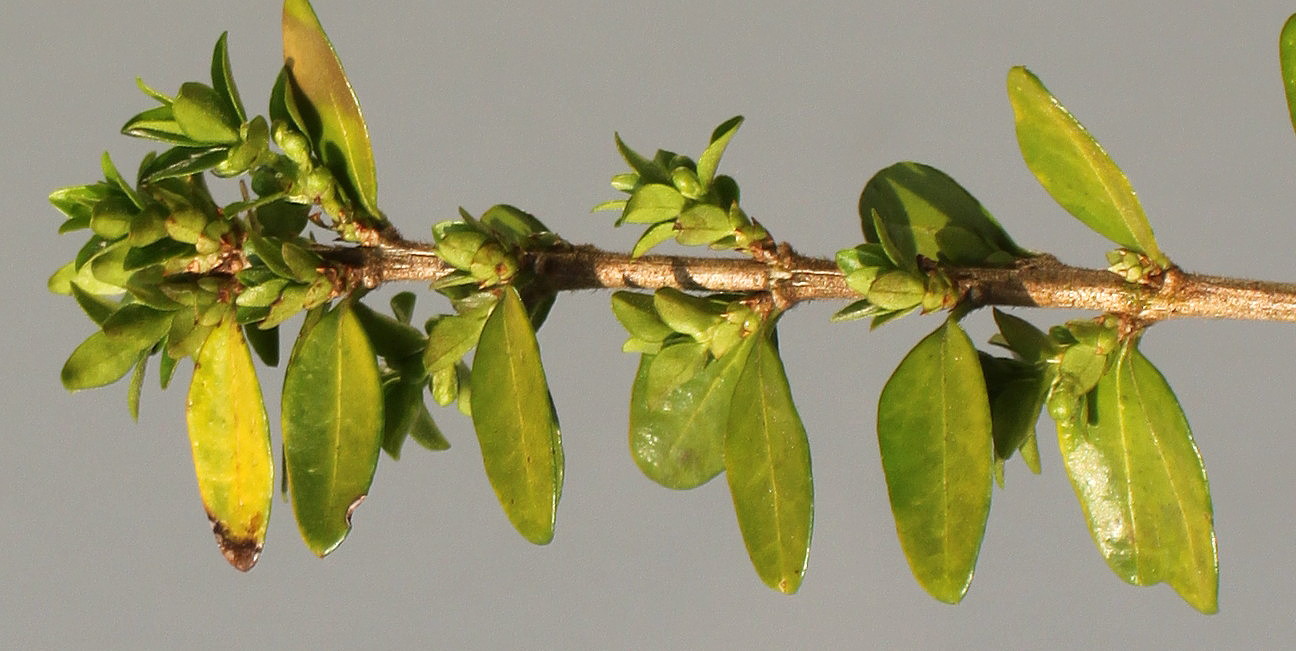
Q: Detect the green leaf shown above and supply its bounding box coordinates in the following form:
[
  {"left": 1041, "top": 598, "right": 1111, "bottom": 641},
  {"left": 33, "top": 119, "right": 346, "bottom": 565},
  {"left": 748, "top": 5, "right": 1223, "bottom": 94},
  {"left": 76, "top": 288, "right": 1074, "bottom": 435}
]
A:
[
  {"left": 408, "top": 404, "right": 450, "bottom": 451},
  {"left": 70, "top": 284, "right": 120, "bottom": 326},
  {"left": 860, "top": 162, "right": 1028, "bottom": 266},
  {"left": 628, "top": 335, "right": 757, "bottom": 489},
  {"left": 186, "top": 314, "right": 273, "bottom": 571},
  {"left": 622, "top": 184, "right": 685, "bottom": 225},
  {"left": 610, "top": 291, "right": 673, "bottom": 343},
  {"left": 423, "top": 308, "right": 491, "bottom": 374},
  {"left": 725, "top": 325, "right": 814, "bottom": 594},
  {"left": 283, "top": 0, "right": 381, "bottom": 217},
  {"left": 697, "top": 115, "right": 743, "bottom": 190},
  {"left": 211, "top": 32, "right": 247, "bottom": 124},
  {"left": 121, "top": 105, "right": 206, "bottom": 146},
  {"left": 630, "top": 220, "right": 677, "bottom": 258},
  {"left": 470, "top": 286, "right": 563, "bottom": 544},
  {"left": 126, "top": 354, "right": 147, "bottom": 421},
  {"left": 877, "top": 318, "right": 993, "bottom": 603},
  {"left": 978, "top": 352, "right": 1048, "bottom": 472},
  {"left": 244, "top": 323, "right": 280, "bottom": 367},
  {"left": 1281, "top": 15, "right": 1296, "bottom": 137},
  {"left": 1007, "top": 67, "right": 1167, "bottom": 267},
  {"left": 281, "top": 301, "right": 384, "bottom": 556},
  {"left": 173, "top": 82, "right": 241, "bottom": 144},
  {"left": 1055, "top": 342, "right": 1217, "bottom": 613},
  {"left": 102, "top": 304, "right": 173, "bottom": 350},
  {"left": 653, "top": 288, "right": 724, "bottom": 339},
  {"left": 101, "top": 152, "right": 144, "bottom": 210},
  {"left": 614, "top": 132, "right": 670, "bottom": 185},
  {"left": 643, "top": 341, "right": 709, "bottom": 408},
  {"left": 351, "top": 300, "right": 426, "bottom": 361},
  {"left": 61, "top": 331, "right": 149, "bottom": 391},
  {"left": 991, "top": 308, "right": 1053, "bottom": 363},
  {"left": 481, "top": 204, "right": 552, "bottom": 248}
]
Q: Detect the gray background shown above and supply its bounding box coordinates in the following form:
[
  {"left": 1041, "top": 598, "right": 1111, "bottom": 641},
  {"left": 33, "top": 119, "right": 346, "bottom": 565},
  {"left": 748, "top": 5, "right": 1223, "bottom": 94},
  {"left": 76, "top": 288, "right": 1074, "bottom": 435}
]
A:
[{"left": 4, "top": 1, "right": 1296, "bottom": 647}]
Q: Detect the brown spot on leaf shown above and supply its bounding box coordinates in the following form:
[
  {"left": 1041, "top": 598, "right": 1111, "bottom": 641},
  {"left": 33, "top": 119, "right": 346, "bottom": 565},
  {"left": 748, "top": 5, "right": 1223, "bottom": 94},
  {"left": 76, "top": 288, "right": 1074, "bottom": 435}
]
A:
[
  {"left": 207, "top": 511, "right": 262, "bottom": 572},
  {"left": 345, "top": 494, "right": 366, "bottom": 526}
]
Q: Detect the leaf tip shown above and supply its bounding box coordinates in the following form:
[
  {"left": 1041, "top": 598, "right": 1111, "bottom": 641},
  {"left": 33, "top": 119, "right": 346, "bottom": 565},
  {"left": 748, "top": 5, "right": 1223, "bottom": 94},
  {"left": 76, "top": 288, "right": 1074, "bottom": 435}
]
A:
[{"left": 208, "top": 514, "right": 263, "bottom": 572}]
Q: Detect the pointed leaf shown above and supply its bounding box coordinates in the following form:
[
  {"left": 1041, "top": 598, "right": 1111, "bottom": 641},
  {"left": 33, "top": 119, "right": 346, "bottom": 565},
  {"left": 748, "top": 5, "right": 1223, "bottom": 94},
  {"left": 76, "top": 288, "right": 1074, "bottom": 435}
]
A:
[
  {"left": 186, "top": 315, "right": 273, "bottom": 571},
  {"left": 1007, "top": 67, "right": 1167, "bottom": 267},
  {"left": 282, "top": 301, "right": 384, "bottom": 556},
  {"left": 877, "top": 319, "right": 993, "bottom": 603},
  {"left": 1055, "top": 342, "right": 1217, "bottom": 613},
  {"left": 62, "top": 331, "right": 147, "bottom": 391},
  {"left": 283, "top": 0, "right": 380, "bottom": 216},
  {"left": 725, "top": 326, "right": 814, "bottom": 594},
  {"left": 211, "top": 32, "right": 247, "bottom": 124},
  {"left": 696, "top": 116, "right": 743, "bottom": 189},
  {"left": 470, "top": 286, "right": 563, "bottom": 544}
]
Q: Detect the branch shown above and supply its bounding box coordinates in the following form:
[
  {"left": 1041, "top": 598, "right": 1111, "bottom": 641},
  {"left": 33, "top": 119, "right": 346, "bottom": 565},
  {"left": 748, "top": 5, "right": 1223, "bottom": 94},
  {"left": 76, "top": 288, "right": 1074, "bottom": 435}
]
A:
[{"left": 323, "top": 238, "right": 1296, "bottom": 322}]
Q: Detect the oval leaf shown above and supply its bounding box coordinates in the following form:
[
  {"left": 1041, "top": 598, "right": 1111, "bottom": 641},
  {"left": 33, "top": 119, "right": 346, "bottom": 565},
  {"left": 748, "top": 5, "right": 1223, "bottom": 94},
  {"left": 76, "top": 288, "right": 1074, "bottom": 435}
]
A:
[
  {"left": 1281, "top": 14, "right": 1296, "bottom": 136},
  {"left": 186, "top": 315, "right": 273, "bottom": 571},
  {"left": 282, "top": 301, "right": 384, "bottom": 556},
  {"left": 877, "top": 318, "right": 993, "bottom": 603},
  {"left": 283, "top": 0, "right": 380, "bottom": 216},
  {"left": 630, "top": 334, "right": 758, "bottom": 489},
  {"left": 1007, "top": 66, "right": 1167, "bottom": 267},
  {"left": 860, "top": 162, "right": 1028, "bottom": 266},
  {"left": 470, "top": 286, "right": 563, "bottom": 544},
  {"left": 725, "top": 326, "right": 814, "bottom": 594},
  {"left": 1055, "top": 342, "right": 1217, "bottom": 613}
]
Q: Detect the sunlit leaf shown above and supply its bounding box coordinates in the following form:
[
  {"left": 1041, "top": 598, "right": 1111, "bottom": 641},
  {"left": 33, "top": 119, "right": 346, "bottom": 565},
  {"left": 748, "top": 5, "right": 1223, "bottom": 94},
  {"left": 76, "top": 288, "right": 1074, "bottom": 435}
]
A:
[
  {"left": 1055, "top": 342, "right": 1217, "bottom": 613},
  {"left": 186, "top": 314, "right": 273, "bottom": 571},
  {"left": 877, "top": 318, "right": 993, "bottom": 603},
  {"left": 1007, "top": 67, "right": 1167, "bottom": 267},
  {"left": 282, "top": 0, "right": 380, "bottom": 216},
  {"left": 860, "top": 162, "right": 1027, "bottom": 266},
  {"left": 282, "top": 301, "right": 384, "bottom": 556},
  {"left": 725, "top": 325, "right": 813, "bottom": 594},
  {"left": 629, "top": 333, "right": 758, "bottom": 489},
  {"left": 211, "top": 32, "right": 247, "bottom": 124},
  {"left": 1281, "top": 14, "right": 1296, "bottom": 137},
  {"left": 696, "top": 115, "right": 743, "bottom": 190},
  {"left": 470, "top": 286, "right": 563, "bottom": 544}
]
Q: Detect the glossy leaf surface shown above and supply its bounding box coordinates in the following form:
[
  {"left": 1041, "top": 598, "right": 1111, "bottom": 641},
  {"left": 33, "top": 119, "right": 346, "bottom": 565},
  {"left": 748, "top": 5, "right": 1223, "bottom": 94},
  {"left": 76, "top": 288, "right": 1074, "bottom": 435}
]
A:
[
  {"left": 281, "top": 302, "right": 384, "bottom": 556},
  {"left": 470, "top": 286, "right": 563, "bottom": 544},
  {"left": 1007, "top": 67, "right": 1167, "bottom": 267},
  {"left": 877, "top": 319, "right": 993, "bottom": 603},
  {"left": 283, "top": 0, "right": 380, "bottom": 216},
  {"left": 1056, "top": 343, "right": 1217, "bottom": 613},
  {"left": 725, "top": 326, "right": 813, "bottom": 594},
  {"left": 630, "top": 334, "right": 757, "bottom": 489},
  {"left": 860, "top": 162, "right": 1026, "bottom": 266},
  {"left": 697, "top": 115, "right": 743, "bottom": 189},
  {"left": 1282, "top": 14, "right": 1296, "bottom": 136},
  {"left": 186, "top": 315, "right": 273, "bottom": 571}
]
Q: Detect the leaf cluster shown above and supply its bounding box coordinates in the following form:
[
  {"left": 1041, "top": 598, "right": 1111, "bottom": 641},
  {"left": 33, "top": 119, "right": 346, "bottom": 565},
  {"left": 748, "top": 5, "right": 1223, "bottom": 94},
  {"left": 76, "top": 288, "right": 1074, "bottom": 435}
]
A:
[{"left": 58, "top": 0, "right": 1296, "bottom": 615}]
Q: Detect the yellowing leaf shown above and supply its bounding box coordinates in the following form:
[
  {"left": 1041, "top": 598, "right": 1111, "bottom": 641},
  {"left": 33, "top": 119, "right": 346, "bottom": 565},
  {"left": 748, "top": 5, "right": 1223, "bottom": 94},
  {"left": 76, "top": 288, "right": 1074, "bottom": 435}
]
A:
[
  {"left": 725, "top": 326, "right": 814, "bottom": 594},
  {"left": 1056, "top": 342, "right": 1217, "bottom": 613},
  {"left": 282, "top": 301, "right": 384, "bottom": 556},
  {"left": 186, "top": 316, "right": 274, "bottom": 571},
  {"left": 877, "top": 318, "right": 993, "bottom": 603},
  {"left": 470, "top": 286, "right": 563, "bottom": 544},
  {"left": 282, "top": 0, "right": 380, "bottom": 217}
]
